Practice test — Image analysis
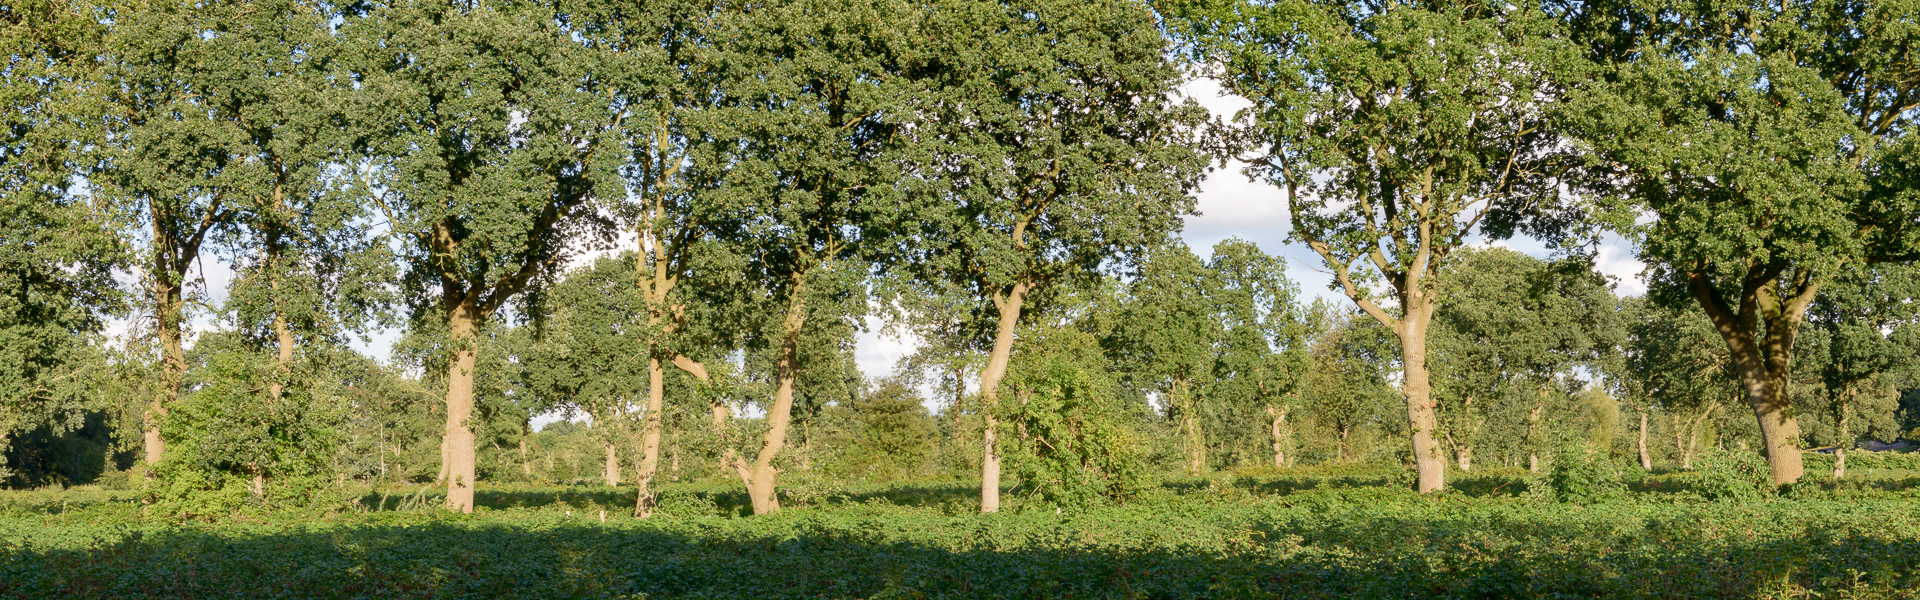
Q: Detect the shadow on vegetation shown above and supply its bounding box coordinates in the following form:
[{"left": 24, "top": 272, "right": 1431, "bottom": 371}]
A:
[{"left": 5, "top": 501, "right": 1919, "bottom": 599}]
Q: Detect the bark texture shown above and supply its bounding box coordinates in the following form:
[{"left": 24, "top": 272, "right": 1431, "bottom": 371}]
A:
[
  {"left": 442, "top": 301, "right": 480, "bottom": 512},
  {"left": 1688, "top": 268, "right": 1815, "bottom": 485},
  {"left": 977, "top": 282, "right": 1027, "bottom": 513}
]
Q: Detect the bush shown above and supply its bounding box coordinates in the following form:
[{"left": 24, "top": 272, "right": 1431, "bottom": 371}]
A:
[
  {"left": 1545, "top": 443, "right": 1626, "bottom": 504},
  {"left": 1687, "top": 447, "right": 1775, "bottom": 502},
  {"left": 1000, "top": 326, "right": 1148, "bottom": 511}
]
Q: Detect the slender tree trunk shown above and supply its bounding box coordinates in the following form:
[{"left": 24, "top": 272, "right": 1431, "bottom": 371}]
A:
[
  {"left": 1834, "top": 401, "right": 1850, "bottom": 479},
  {"left": 1398, "top": 302, "right": 1445, "bottom": 492},
  {"left": 1638, "top": 411, "right": 1651, "bottom": 470},
  {"left": 1526, "top": 389, "right": 1546, "bottom": 474},
  {"left": 1457, "top": 442, "right": 1472, "bottom": 472},
  {"left": 257, "top": 221, "right": 294, "bottom": 500},
  {"left": 519, "top": 438, "right": 530, "bottom": 477},
  {"left": 738, "top": 289, "right": 808, "bottom": 515},
  {"left": 634, "top": 355, "right": 665, "bottom": 517},
  {"left": 603, "top": 443, "right": 620, "bottom": 486},
  {"left": 442, "top": 300, "right": 481, "bottom": 513},
  {"left": 1336, "top": 426, "right": 1350, "bottom": 462},
  {"left": 977, "top": 281, "right": 1028, "bottom": 514},
  {"left": 1268, "top": 406, "right": 1287, "bottom": 467},
  {"left": 1177, "top": 379, "right": 1205, "bottom": 474}
]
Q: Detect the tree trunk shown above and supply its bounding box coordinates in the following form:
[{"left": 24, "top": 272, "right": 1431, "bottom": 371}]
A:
[
  {"left": 442, "top": 300, "right": 481, "bottom": 513},
  {"left": 1457, "top": 443, "right": 1472, "bottom": 472},
  {"left": 1833, "top": 402, "right": 1850, "bottom": 479},
  {"left": 738, "top": 292, "right": 808, "bottom": 515},
  {"left": 1687, "top": 268, "right": 1815, "bottom": 486},
  {"left": 1336, "top": 426, "right": 1350, "bottom": 462},
  {"left": 977, "top": 281, "right": 1028, "bottom": 514},
  {"left": 519, "top": 438, "right": 530, "bottom": 477},
  {"left": 1638, "top": 411, "right": 1651, "bottom": 471},
  {"left": 1176, "top": 379, "right": 1205, "bottom": 474},
  {"left": 1526, "top": 390, "right": 1545, "bottom": 474},
  {"left": 146, "top": 277, "right": 186, "bottom": 467},
  {"left": 603, "top": 443, "right": 620, "bottom": 487},
  {"left": 1268, "top": 406, "right": 1287, "bottom": 467},
  {"left": 1397, "top": 303, "right": 1445, "bottom": 492},
  {"left": 634, "top": 355, "right": 665, "bottom": 518}
]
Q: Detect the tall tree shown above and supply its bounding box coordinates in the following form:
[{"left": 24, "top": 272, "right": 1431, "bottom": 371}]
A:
[
  {"left": 1174, "top": 0, "right": 1587, "bottom": 491},
  {"left": 565, "top": 0, "right": 738, "bottom": 518},
  {"left": 0, "top": 0, "right": 123, "bottom": 470},
  {"left": 346, "top": 0, "right": 622, "bottom": 512},
  {"left": 701, "top": 0, "right": 913, "bottom": 515},
  {"left": 908, "top": 0, "right": 1204, "bottom": 512},
  {"left": 1562, "top": 0, "right": 1920, "bottom": 484}
]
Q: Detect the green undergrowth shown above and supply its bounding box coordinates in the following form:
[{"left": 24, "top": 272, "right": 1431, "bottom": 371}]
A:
[{"left": 2, "top": 469, "right": 1918, "bottom": 599}]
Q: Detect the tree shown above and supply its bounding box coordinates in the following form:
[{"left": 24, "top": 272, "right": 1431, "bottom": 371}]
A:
[
  {"left": 0, "top": 1, "right": 124, "bottom": 474},
  {"left": 1562, "top": 0, "right": 1920, "bottom": 484},
  {"left": 1629, "top": 301, "right": 1740, "bottom": 469},
  {"left": 1199, "top": 240, "right": 1308, "bottom": 468},
  {"left": 563, "top": 0, "right": 739, "bottom": 518},
  {"left": 1300, "top": 301, "right": 1399, "bottom": 464},
  {"left": 699, "top": 0, "right": 915, "bottom": 515},
  {"left": 1106, "top": 244, "right": 1221, "bottom": 474},
  {"left": 907, "top": 0, "right": 1204, "bottom": 512},
  {"left": 1175, "top": 0, "right": 1587, "bottom": 491},
  {"left": 1104, "top": 240, "right": 1305, "bottom": 472},
  {"left": 84, "top": 1, "right": 257, "bottom": 467},
  {"left": 1428, "top": 248, "right": 1622, "bottom": 472},
  {"left": 345, "top": 1, "right": 623, "bottom": 511},
  {"left": 1795, "top": 264, "right": 1920, "bottom": 478}
]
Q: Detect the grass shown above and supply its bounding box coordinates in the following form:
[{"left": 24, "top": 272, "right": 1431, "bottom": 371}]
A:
[{"left": 1, "top": 468, "right": 1917, "bottom": 599}]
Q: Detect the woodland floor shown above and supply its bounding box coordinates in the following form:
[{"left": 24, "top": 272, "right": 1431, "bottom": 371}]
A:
[{"left": 1, "top": 467, "right": 1917, "bottom": 599}]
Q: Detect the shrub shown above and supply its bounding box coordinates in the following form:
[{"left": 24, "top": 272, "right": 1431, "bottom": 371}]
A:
[
  {"left": 1545, "top": 443, "right": 1626, "bottom": 504},
  {"left": 1687, "top": 446, "right": 1775, "bottom": 502}
]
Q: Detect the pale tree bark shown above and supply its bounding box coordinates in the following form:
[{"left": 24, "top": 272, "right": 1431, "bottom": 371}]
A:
[
  {"left": 1688, "top": 266, "right": 1817, "bottom": 485},
  {"left": 603, "top": 442, "right": 621, "bottom": 486},
  {"left": 1679, "top": 402, "right": 1717, "bottom": 470},
  {"left": 1268, "top": 405, "right": 1288, "bottom": 467},
  {"left": 1527, "top": 401, "right": 1545, "bottom": 474},
  {"left": 1303, "top": 228, "right": 1446, "bottom": 491},
  {"left": 977, "top": 281, "right": 1027, "bottom": 513},
  {"left": 1638, "top": 411, "right": 1651, "bottom": 471},
  {"left": 634, "top": 357, "right": 664, "bottom": 518},
  {"left": 1176, "top": 379, "right": 1206, "bottom": 474},
  {"left": 732, "top": 285, "right": 810, "bottom": 515},
  {"left": 1834, "top": 399, "right": 1851, "bottom": 479},
  {"left": 442, "top": 300, "right": 481, "bottom": 512}
]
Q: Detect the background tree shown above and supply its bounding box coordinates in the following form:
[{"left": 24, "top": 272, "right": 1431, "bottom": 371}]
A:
[
  {"left": 1106, "top": 244, "right": 1221, "bottom": 474},
  {"left": 1629, "top": 302, "right": 1741, "bottom": 469},
  {"left": 1299, "top": 302, "right": 1399, "bottom": 464},
  {"left": 907, "top": 0, "right": 1204, "bottom": 512},
  {"left": 1563, "top": 0, "right": 1920, "bottom": 484},
  {"left": 345, "top": 0, "right": 623, "bottom": 511},
  {"left": 1175, "top": 0, "right": 1588, "bottom": 491},
  {"left": 1795, "top": 264, "right": 1920, "bottom": 477}
]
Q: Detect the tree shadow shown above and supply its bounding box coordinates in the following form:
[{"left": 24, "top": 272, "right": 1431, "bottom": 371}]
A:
[{"left": 7, "top": 508, "right": 1917, "bottom": 599}]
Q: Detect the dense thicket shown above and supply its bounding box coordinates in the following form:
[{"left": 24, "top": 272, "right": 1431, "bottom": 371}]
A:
[{"left": 3, "top": 0, "right": 1920, "bottom": 521}]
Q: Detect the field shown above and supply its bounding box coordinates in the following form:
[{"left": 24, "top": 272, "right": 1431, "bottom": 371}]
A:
[{"left": 3, "top": 468, "right": 1919, "bottom": 599}]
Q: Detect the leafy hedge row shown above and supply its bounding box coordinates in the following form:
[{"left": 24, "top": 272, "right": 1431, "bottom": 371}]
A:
[{"left": 1802, "top": 449, "right": 1920, "bottom": 473}]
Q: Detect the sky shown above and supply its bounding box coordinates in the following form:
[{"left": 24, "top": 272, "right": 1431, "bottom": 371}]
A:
[{"left": 114, "top": 78, "right": 1650, "bottom": 429}]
